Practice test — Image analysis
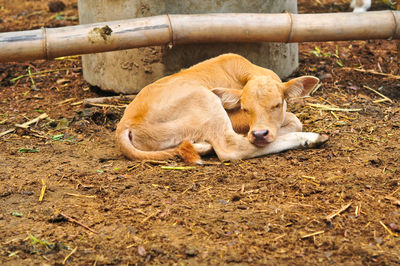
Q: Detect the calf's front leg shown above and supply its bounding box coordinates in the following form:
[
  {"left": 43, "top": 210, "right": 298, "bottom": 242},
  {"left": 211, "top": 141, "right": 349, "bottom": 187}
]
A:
[{"left": 211, "top": 129, "right": 328, "bottom": 162}]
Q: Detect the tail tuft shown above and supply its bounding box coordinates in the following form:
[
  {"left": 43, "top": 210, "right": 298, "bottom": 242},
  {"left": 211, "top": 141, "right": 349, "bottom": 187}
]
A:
[{"left": 176, "top": 141, "right": 202, "bottom": 164}]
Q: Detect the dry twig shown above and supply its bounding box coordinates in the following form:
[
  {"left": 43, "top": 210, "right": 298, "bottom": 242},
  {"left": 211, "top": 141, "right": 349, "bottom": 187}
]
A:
[
  {"left": 389, "top": 186, "right": 400, "bottom": 196},
  {"left": 141, "top": 210, "right": 161, "bottom": 224},
  {"left": 325, "top": 201, "right": 352, "bottom": 222},
  {"left": 181, "top": 184, "right": 194, "bottom": 195},
  {"left": 363, "top": 85, "right": 392, "bottom": 103},
  {"left": 301, "top": 230, "right": 325, "bottom": 239},
  {"left": 65, "top": 193, "right": 96, "bottom": 198},
  {"left": 161, "top": 166, "right": 196, "bottom": 170},
  {"left": 57, "top": 98, "right": 76, "bottom": 105},
  {"left": 0, "top": 113, "right": 48, "bottom": 137},
  {"left": 38, "top": 179, "right": 46, "bottom": 202},
  {"left": 310, "top": 83, "right": 322, "bottom": 95},
  {"left": 307, "top": 103, "right": 362, "bottom": 112},
  {"left": 142, "top": 160, "right": 169, "bottom": 165},
  {"left": 83, "top": 95, "right": 136, "bottom": 107},
  {"left": 379, "top": 221, "right": 399, "bottom": 237},
  {"left": 83, "top": 103, "right": 127, "bottom": 108},
  {"left": 342, "top": 67, "right": 400, "bottom": 80},
  {"left": 385, "top": 195, "right": 400, "bottom": 206},
  {"left": 63, "top": 246, "right": 78, "bottom": 265},
  {"left": 59, "top": 212, "right": 98, "bottom": 234}
]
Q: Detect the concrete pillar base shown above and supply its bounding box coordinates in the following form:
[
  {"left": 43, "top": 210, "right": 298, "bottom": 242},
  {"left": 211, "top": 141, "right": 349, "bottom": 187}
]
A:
[{"left": 78, "top": 0, "right": 298, "bottom": 94}]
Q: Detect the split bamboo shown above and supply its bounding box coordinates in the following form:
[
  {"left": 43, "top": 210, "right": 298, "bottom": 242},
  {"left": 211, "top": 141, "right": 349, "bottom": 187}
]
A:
[{"left": 0, "top": 11, "right": 399, "bottom": 62}]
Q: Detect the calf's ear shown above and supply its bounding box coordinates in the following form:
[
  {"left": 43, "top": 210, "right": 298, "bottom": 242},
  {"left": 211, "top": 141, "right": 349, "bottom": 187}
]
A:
[
  {"left": 211, "top": 88, "right": 242, "bottom": 110},
  {"left": 283, "top": 76, "right": 319, "bottom": 99}
]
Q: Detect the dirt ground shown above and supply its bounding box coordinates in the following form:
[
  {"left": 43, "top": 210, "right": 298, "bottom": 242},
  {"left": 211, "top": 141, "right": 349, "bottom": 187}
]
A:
[{"left": 1, "top": 0, "right": 400, "bottom": 265}]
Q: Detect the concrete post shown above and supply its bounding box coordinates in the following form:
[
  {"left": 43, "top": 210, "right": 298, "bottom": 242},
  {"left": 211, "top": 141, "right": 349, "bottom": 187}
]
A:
[{"left": 78, "top": 0, "right": 298, "bottom": 94}]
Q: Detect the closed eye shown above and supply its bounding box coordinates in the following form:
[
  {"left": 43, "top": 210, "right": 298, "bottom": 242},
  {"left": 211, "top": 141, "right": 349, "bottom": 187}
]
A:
[{"left": 273, "top": 103, "right": 281, "bottom": 109}]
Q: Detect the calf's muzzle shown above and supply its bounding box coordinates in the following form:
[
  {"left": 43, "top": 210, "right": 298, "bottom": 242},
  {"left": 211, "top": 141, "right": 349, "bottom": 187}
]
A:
[{"left": 251, "top": 129, "right": 269, "bottom": 140}]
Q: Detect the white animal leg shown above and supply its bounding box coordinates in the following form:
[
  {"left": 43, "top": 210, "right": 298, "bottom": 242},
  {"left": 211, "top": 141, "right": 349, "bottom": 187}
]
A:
[
  {"left": 192, "top": 142, "right": 213, "bottom": 155},
  {"left": 210, "top": 123, "right": 328, "bottom": 161}
]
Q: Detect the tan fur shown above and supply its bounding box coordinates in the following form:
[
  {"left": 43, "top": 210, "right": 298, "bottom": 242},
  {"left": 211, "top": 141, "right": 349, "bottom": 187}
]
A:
[
  {"left": 176, "top": 141, "right": 202, "bottom": 164},
  {"left": 116, "top": 54, "right": 325, "bottom": 163}
]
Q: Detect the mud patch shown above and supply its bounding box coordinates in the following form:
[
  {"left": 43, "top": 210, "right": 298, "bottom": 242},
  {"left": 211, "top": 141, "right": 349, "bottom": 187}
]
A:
[{"left": 88, "top": 25, "right": 113, "bottom": 43}]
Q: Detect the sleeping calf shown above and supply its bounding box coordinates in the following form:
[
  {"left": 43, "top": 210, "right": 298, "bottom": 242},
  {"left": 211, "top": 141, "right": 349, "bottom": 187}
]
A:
[{"left": 116, "top": 54, "right": 328, "bottom": 164}]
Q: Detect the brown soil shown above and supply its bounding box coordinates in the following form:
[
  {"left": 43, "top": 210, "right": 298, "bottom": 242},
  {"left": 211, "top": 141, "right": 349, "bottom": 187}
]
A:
[{"left": 1, "top": 0, "right": 400, "bottom": 265}]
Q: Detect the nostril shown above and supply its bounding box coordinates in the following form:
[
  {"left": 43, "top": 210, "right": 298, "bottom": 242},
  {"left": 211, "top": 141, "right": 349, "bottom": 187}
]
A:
[
  {"left": 252, "top": 130, "right": 269, "bottom": 139},
  {"left": 261, "top": 130, "right": 269, "bottom": 137}
]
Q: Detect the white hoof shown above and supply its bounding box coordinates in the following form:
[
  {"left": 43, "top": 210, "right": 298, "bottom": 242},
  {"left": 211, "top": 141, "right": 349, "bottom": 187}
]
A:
[{"left": 302, "top": 133, "right": 329, "bottom": 148}]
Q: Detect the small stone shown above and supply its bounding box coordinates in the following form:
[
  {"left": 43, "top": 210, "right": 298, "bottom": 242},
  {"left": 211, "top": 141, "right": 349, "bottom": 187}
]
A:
[
  {"left": 231, "top": 194, "right": 241, "bottom": 202},
  {"left": 80, "top": 108, "right": 95, "bottom": 118},
  {"left": 226, "top": 254, "right": 242, "bottom": 263},
  {"left": 318, "top": 73, "right": 332, "bottom": 81},
  {"left": 137, "top": 246, "right": 146, "bottom": 257},
  {"left": 185, "top": 247, "right": 198, "bottom": 257},
  {"left": 217, "top": 199, "right": 227, "bottom": 205},
  {"left": 389, "top": 223, "right": 399, "bottom": 232},
  {"left": 152, "top": 247, "right": 165, "bottom": 255},
  {"left": 48, "top": 1, "right": 66, "bottom": 12},
  {"left": 48, "top": 213, "right": 68, "bottom": 223},
  {"left": 55, "top": 118, "right": 70, "bottom": 130}
]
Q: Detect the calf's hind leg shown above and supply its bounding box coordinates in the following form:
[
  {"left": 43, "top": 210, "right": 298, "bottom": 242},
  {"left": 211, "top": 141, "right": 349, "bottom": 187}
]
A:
[{"left": 193, "top": 142, "right": 213, "bottom": 155}]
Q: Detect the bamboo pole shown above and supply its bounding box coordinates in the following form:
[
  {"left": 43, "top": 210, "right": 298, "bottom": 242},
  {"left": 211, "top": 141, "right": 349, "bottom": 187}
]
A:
[{"left": 0, "top": 11, "right": 399, "bottom": 62}]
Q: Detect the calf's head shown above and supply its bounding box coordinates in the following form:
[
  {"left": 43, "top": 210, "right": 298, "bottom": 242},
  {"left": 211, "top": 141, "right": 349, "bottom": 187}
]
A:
[{"left": 212, "top": 75, "right": 319, "bottom": 146}]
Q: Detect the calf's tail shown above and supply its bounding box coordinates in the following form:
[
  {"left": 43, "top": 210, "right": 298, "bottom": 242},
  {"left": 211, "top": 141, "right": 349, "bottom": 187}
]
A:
[{"left": 116, "top": 126, "right": 201, "bottom": 164}]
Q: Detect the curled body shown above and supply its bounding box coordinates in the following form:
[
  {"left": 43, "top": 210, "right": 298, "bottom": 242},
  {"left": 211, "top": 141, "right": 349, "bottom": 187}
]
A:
[{"left": 116, "top": 54, "right": 328, "bottom": 163}]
